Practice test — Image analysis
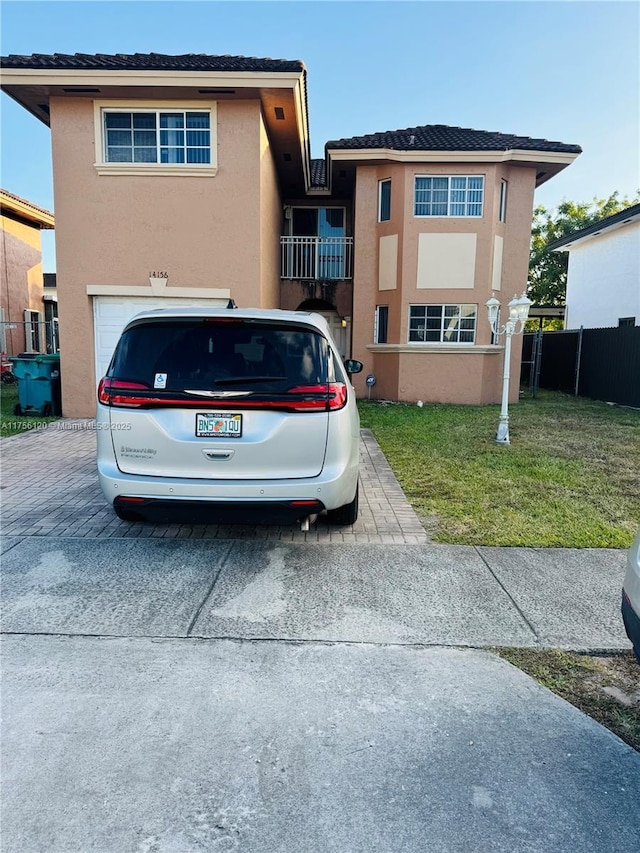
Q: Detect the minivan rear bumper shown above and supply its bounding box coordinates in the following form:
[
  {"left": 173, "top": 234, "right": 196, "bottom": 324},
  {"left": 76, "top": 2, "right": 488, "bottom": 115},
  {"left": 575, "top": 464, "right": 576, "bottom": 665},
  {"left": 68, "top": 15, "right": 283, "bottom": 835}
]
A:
[
  {"left": 114, "top": 496, "right": 325, "bottom": 525},
  {"left": 98, "top": 451, "right": 358, "bottom": 518}
]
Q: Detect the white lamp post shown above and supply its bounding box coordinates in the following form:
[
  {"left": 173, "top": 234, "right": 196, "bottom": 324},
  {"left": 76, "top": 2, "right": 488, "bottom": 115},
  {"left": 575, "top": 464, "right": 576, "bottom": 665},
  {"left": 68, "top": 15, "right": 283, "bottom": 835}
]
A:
[{"left": 486, "top": 292, "right": 532, "bottom": 444}]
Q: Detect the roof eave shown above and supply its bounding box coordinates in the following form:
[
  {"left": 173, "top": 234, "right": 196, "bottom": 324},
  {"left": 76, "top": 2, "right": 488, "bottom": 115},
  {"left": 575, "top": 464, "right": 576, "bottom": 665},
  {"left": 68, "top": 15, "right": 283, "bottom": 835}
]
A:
[
  {"left": 0, "top": 66, "right": 307, "bottom": 128},
  {"left": 325, "top": 146, "right": 579, "bottom": 165},
  {"left": 0, "top": 67, "right": 306, "bottom": 86},
  {"left": 324, "top": 147, "right": 579, "bottom": 188},
  {"left": 549, "top": 208, "right": 640, "bottom": 252},
  {"left": 0, "top": 191, "right": 54, "bottom": 228}
]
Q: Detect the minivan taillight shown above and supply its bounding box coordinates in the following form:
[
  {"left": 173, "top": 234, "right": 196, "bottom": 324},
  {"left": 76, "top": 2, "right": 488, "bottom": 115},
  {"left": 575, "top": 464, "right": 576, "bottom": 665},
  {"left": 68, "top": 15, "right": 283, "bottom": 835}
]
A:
[
  {"left": 98, "top": 378, "right": 150, "bottom": 407},
  {"left": 287, "top": 383, "right": 347, "bottom": 412}
]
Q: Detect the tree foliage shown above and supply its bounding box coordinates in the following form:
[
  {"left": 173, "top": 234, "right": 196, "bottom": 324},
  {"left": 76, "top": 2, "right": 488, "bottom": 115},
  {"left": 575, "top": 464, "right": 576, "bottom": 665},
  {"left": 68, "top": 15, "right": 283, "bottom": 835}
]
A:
[{"left": 528, "top": 191, "right": 640, "bottom": 305}]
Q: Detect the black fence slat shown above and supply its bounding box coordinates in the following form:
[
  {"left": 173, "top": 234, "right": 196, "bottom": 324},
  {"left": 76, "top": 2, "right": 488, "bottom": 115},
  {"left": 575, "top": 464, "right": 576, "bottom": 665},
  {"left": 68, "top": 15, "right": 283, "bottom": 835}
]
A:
[
  {"left": 522, "top": 326, "right": 640, "bottom": 408},
  {"left": 579, "top": 326, "right": 640, "bottom": 408}
]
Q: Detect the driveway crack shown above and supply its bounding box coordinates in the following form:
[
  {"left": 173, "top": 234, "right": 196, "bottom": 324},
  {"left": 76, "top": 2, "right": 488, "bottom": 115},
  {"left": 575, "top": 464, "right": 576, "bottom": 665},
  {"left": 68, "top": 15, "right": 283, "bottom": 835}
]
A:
[
  {"left": 0, "top": 539, "right": 24, "bottom": 557},
  {"left": 186, "top": 541, "right": 235, "bottom": 637},
  {"left": 474, "top": 546, "right": 540, "bottom": 644}
]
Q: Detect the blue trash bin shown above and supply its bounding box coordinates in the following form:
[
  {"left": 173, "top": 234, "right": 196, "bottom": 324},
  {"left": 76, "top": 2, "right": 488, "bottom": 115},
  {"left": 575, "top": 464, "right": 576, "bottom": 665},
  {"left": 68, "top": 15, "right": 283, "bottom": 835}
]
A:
[{"left": 9, "top": 354, "right": 61, "bottom": 416}]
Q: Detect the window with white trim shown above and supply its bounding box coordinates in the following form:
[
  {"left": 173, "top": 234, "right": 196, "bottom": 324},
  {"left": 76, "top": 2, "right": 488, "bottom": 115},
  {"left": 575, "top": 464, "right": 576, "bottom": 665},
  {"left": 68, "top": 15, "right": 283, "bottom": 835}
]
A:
[
  {"left": 374, "top": 306, "right": 389, "bottom": 343},
  {"left": 408, "top": 304, "right": 477, "bottom": 343},
  {"left": 103, "top": 109, "right": 211, "bottom": 164},
  {"left": 378, "top": 179, "right": 391, "bottom": 222},
  {"left": 499, "top": 179, "right": 508, "bottom": 222},
  {"left": 414, "top": 176, "right": 484, "bottom": 217}
]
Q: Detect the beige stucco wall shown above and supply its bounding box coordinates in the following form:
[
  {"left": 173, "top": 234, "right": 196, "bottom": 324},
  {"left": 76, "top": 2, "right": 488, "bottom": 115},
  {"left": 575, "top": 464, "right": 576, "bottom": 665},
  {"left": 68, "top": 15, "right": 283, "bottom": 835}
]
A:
[
  {"left": 259, "top": 115, "right": 282, "bottom": 309},
  {"left": 351, "top": 162, "right": 535, "bottom": 404},
  {"left": 50, "top": 97, "right": 272, "bottom": 416},
  {"left": 0, "top": 214, "right": 45, "bottom": 354}
]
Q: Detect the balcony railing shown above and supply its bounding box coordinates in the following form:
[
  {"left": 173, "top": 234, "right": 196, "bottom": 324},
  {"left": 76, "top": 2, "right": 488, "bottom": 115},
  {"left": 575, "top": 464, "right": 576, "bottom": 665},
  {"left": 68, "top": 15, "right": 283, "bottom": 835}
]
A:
[{"left": 281, "top": 236, "right": 353, "bottom": 281}]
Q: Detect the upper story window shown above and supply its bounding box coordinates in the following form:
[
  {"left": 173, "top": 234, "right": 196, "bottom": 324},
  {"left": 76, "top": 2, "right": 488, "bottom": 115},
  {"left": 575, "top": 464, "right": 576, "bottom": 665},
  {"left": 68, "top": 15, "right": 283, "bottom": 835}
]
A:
[
  {"left": 94, "top": 101, "right": 218, "bottom": 176},
  {"left": 414, "top": 176, "right": 484, "bottom": 217},
  {"left": 499, "top": 179, "right": 508, "bottom": 222},
  {"left": 378, "top": 179, "right": 391, "bottom": 222},
  {"left": 408, "top": 304, "right": 477, "bottom": 343},
  {"left": 104, "top": 110, "right": 211, "bottom": 164}
]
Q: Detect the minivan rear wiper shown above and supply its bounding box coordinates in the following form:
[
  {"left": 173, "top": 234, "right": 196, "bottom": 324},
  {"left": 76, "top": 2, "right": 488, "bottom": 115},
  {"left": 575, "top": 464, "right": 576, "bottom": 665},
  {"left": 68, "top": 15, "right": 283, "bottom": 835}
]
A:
[{"left": 214, "top": 376, "right": 287, "bottom": 385}]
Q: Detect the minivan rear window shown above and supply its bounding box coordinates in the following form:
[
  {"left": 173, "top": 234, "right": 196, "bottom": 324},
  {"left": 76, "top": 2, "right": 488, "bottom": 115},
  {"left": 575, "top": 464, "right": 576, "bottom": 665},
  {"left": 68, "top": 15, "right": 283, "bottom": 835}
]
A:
[{"left": 108, "top": 319, "right": 335, "bottom": 393}]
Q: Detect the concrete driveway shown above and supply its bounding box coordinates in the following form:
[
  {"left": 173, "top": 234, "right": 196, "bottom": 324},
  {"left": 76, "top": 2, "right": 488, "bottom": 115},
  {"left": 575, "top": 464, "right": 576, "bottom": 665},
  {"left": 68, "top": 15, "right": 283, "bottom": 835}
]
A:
[{"left": 1, "top": 423, "right": 639, "bottom": 852}]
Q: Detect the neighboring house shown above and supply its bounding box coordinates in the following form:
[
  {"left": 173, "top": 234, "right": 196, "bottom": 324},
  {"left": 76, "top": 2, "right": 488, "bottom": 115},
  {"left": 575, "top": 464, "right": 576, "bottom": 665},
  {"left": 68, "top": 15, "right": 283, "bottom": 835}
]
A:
[
  {"left": 0, "top": 189, "right": 55, "bottom": 355},
  {"left": 1, "top": 52, "right": 581, "bottom": 416},
  {"left": 549, "top": 204, "right": 640, "bottom": 330}
]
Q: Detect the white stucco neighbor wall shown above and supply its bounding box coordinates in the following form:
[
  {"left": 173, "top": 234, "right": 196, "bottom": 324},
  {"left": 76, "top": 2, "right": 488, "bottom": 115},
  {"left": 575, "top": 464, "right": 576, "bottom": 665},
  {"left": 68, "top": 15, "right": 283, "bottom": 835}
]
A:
[{"left": 564, "top": 222, "right": 640, "bottom": 329}]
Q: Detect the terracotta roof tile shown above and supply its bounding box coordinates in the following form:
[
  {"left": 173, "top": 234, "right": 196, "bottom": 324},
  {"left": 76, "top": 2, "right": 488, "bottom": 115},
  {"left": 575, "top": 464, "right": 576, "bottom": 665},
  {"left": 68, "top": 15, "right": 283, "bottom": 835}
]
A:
[
  {"left": 0, "top": 52, "right": 304, "bottom": 73},
  {"left": 310, "top": 159, "right": 327, "bottom": 187},
  {"left": 326, "top": 124, "right": 581, "bottom": 154}
]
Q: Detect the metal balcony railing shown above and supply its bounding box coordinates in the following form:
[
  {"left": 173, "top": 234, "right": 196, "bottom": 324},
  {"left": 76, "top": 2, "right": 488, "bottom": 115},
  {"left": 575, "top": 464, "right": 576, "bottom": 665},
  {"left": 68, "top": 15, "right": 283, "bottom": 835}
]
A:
[{"left": 281, "top": 236, "right": 353, "bottom": 280}]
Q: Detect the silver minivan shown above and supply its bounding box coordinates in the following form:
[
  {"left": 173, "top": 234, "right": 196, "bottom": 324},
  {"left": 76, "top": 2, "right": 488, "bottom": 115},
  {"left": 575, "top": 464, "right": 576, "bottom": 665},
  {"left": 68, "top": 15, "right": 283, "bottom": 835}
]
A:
[{"left": 96, "top": 307, "right": 362, "bottom": 528}]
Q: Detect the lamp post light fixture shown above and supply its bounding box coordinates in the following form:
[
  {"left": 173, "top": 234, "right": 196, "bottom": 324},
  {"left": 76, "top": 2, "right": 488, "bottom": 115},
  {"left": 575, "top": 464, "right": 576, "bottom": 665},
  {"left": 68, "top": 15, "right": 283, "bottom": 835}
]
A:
[{"left": 486, "top": 291, "right": 532, "bottom": 445}]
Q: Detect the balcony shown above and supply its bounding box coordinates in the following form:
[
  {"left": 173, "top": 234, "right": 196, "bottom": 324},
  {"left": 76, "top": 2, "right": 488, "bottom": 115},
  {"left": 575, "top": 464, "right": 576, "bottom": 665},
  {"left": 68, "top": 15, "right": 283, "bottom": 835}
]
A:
[{"left": 281, "top": 236, "right": 353, "bottom": 281}]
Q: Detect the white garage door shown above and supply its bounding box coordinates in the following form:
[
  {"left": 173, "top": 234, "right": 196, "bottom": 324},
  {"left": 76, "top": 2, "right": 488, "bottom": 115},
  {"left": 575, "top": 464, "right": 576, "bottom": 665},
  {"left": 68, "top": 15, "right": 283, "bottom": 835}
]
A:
[{"left": 93, "top": 296, "right": 228, "bottom": 382}]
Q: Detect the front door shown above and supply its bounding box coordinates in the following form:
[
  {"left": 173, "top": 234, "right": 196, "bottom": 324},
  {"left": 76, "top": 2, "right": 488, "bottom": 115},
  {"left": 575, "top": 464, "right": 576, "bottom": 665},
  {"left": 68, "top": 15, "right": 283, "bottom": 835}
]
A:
[{"left": 316, "top": 310, "right": 349, "bottom": 361}]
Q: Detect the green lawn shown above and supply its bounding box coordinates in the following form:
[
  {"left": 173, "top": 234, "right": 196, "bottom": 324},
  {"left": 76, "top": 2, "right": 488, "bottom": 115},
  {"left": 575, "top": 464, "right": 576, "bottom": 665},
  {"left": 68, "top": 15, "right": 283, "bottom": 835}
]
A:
[
  {"left": 358, "top": 391, "right": 640, "bottom": 548},
  {"left": 0, "top": 383, "right": 60, "bottom": 437}
]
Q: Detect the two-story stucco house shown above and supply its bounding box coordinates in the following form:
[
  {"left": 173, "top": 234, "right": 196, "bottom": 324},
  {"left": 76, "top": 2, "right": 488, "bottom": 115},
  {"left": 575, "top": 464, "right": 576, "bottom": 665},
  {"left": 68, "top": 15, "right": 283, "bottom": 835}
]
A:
[
  {"left": 0, "top": 52, "right": 581, "bottom": 417},
  {"left": 0, "top": 189, "right": 55, "bottom": 356}
]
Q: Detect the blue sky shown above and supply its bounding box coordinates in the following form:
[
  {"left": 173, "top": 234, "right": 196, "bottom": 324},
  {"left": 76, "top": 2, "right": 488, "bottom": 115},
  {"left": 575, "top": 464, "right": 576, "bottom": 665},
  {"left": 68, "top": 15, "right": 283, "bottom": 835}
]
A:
[{"left": 1, "top": 0, "right": 638, "bottom": 271}]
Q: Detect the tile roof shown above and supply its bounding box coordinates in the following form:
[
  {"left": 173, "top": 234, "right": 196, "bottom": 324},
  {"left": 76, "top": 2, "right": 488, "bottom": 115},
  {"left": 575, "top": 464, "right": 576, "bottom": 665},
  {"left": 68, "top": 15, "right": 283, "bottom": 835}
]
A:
[
  {"left": 548, "top": 203, "right": 640, "bottom": 250},
  {"left": 0, "top": 188, "right": 54, "bottom": 225},
  {"left": 310, "top": 159, "right": 327, "bottom": 188},
  {"left": 326, "top": 124, "right": 581, "bottom": 154},
  {"left": 0, "top": 52, "right": 304, "bottom": 73}
]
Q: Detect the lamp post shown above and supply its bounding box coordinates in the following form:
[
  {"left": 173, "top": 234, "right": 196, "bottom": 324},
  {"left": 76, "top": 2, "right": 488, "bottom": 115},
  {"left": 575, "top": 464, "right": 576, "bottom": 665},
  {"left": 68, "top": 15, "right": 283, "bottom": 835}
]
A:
[{"left": 486, "top": 292, "right": 532, "bottom": 445}]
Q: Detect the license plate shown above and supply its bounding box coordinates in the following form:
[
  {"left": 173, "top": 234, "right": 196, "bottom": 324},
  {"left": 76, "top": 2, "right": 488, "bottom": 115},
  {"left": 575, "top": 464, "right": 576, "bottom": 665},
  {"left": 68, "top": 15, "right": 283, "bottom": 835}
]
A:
[{"left": 196, "top": 413, "right": 243, "bottom": 438}]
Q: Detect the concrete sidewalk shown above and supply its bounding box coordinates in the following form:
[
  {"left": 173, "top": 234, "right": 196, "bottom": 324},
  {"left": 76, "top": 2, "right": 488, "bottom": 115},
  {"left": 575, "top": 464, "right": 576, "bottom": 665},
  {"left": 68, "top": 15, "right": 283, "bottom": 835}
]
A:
[{"left": 1, "top": 536, "right": 630, "bottom": 650}]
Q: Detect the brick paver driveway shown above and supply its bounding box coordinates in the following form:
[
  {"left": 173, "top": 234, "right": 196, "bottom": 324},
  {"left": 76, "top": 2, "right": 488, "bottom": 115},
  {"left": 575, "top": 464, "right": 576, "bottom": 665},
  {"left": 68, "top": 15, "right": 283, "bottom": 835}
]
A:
[{"left": 1, "top": 421, "right": 427, "bottom": 543}]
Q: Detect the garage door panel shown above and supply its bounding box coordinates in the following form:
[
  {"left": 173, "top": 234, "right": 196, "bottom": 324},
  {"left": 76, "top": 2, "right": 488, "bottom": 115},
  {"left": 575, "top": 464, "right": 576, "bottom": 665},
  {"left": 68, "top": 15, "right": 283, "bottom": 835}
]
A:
[{"left": 93, "top": 296, "right": 226, "bottom": 382}]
